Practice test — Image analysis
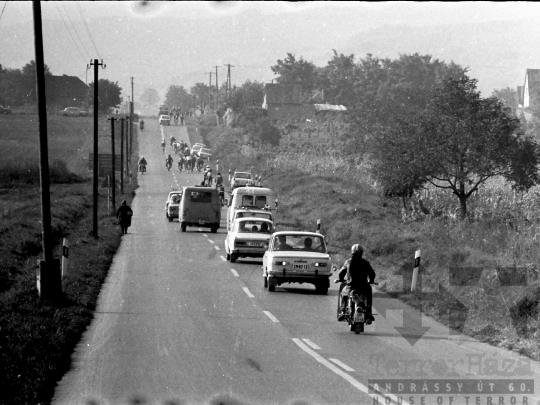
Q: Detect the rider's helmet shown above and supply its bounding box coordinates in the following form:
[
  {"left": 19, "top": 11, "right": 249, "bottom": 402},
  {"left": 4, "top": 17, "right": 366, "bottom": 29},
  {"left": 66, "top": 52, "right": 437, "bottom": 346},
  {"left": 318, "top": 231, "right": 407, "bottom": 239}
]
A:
[{"left": 351, "top": 244, "right": 364, "bottom": 255}]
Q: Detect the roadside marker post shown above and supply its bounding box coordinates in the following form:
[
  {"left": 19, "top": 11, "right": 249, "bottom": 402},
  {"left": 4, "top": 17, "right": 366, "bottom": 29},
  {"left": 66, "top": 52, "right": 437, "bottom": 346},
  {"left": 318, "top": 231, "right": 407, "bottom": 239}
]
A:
[
  {"left": 316, "top": 219, "right": 322, "bottom": 234},
  {"left": 61, "top": 238, "right": 69, "bottom": 279},
  {"left": 411, "top": 250, "right": 421, "bottom": 292}
]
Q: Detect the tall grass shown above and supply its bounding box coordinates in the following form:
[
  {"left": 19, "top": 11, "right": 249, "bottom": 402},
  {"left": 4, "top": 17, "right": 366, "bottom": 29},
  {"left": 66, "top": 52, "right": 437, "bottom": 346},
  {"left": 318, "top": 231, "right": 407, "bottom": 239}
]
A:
[{"left": 0, "top": 159, "right": 82, "bottom": 187}]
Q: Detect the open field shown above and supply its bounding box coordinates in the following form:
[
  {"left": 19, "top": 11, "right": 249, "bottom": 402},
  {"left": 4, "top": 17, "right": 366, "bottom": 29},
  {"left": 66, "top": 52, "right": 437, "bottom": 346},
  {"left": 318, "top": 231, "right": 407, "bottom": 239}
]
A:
[
  {"left": 0, "top": 113, "right": 139, "bottom": 405},
  {"left": 196, "top": 115, "right": 540, "bottom": 362}
]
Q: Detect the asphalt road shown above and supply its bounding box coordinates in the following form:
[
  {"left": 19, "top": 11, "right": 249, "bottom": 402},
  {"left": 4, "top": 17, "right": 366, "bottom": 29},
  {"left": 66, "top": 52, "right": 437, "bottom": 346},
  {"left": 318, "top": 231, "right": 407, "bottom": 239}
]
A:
[{"left": 53, "top": 119, "right": 540, "bottom": 405}]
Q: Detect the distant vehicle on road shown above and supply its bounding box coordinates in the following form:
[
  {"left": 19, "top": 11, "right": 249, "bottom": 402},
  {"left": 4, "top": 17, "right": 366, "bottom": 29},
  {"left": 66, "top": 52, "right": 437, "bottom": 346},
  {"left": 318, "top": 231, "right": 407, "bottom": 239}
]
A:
[
  {"left": 225, "top": 218, "right": 274, "bottom": 263},
  {"left": 158, "top": 105, "right": 169, "bottom": 116},
  {"left": 159, "top": 115, "right": 171, "bottom": 126},
  {"left": 0, "top": 105, "right": 12, "bottom": 114},
  {"left": 230, "top": 171, "right": 252, "bottom": 189},
  {"left": 179, "top": 186, "right": 221, "bottom": 233},
  {"left": 60, "top": 107, "right": 88, "bottom": 117},
  {"left": 165, "top": 190, "right": 183, "bottom": 222}
]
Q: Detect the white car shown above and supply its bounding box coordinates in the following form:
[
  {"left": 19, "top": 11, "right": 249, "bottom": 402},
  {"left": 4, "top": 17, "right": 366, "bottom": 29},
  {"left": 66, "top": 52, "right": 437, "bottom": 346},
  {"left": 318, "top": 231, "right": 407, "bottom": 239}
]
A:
[
  {"left": 225, "top": 218, "right": 274, "bottom": 263},
  {"left": 159, "top": 115, "right": 171, "bottom": 126},
  {"left": 262, "top": 231, "right": 332, "bottom": 294},
  {"left": 191, "top": 143, "right": 207, "bottom": 155},
  {"left": 60, "top": 107, "right": 88, "bottom": 117},
  {"left": 227, "top": 207, "right": 274, "bottom": 230},
  {"left": 230, "top": 171, "right": 252, "bottom": 189},
  {"left": 165, "top": 190, "right": 183, "bottom": 221}
]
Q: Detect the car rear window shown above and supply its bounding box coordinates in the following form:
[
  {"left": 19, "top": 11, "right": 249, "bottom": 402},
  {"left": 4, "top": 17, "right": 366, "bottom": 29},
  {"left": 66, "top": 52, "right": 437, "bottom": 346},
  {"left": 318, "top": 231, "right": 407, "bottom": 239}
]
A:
[
  {"left": 190, "top": 191, "right": 212, "bottom": 203},
  {"left": 241, "top": 195, "right": 267, "bottom": 208},
  {"left": 237, "top": 212, "right": 271, "bottom": 221},
  {"left": 272, "top": 235, "right": 326, "bottom": 252},
  {"left": 235, "top": 220, "right": 273, "bottom": 233},
  {"left": 235, "top": 173, "right": 251, "bottom": 179}
]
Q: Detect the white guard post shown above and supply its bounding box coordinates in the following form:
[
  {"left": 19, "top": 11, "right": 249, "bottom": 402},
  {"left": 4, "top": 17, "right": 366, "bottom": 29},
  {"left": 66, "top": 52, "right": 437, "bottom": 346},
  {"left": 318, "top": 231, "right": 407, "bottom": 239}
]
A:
[{"left": 411, "top": 249, "right": 421, "bottom": 292}]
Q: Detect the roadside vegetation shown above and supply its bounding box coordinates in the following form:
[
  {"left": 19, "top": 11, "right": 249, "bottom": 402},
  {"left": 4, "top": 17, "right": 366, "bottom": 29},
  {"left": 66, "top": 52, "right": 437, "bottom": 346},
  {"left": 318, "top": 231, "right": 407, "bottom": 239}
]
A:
[
  {"left": 188, "top": 50, "right": 540, "bottom": 361},
  {"left": 0, "top": 114, "right": 138, "bottom": 405}
]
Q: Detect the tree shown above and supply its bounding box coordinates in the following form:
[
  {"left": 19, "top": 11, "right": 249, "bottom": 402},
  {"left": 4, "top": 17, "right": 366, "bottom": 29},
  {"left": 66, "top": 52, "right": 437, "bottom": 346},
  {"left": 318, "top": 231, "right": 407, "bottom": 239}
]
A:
[
  {"left": 320, "top": 50, "right": 357, "bottom": 106},
  {"left": 416, "top": 76, "right": 539, "bottom": 218},
  {"left": 88, "top": 79, "right": 122, "bottom": 113},
  {"left": 227, "top": 80, "right": 264, "bottom": 111},
  {"left": 164, "top": 85, "right": 193, "bottom": 110},
  {"left": 270, "top": 53, "right": 319, "bottom": 96},
  {"left": 492, "top": 87, "right": 518, "bottom": 115},
  {"left": 140, "top": 88, "right": 160, "bottom": 106},
  {"left": 190, "top": 83, "right": 211, "bottom": 112},
  {"left": 237, "top": 107, "right": 281, "bottom": 147}
]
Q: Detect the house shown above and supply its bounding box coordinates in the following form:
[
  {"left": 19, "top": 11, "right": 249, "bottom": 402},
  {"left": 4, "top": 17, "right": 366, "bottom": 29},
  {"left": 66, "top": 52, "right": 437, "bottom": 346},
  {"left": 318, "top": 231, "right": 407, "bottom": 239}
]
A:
[
  {"left": 262, "top": 83, "right": 315, "bottom": 121},
  {"left": 46, "top": 74, "right": 89, "bottom": 109},
  {"left": 516, "top": 69, "right": 540, "bottom": 124}
]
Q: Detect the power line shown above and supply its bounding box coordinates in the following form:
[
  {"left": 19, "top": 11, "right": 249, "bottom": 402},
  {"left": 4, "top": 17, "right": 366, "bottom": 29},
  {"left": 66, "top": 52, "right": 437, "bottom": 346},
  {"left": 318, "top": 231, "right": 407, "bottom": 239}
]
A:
[
  {"left": 0, "top": 1, "right": 8, "bottom": 26},
  {"left": 54, "top": 3, "right": 88, "bottom": 63},
  {"left": 61, "top": 3, "right": 91, "bottom": 60},
  {"left": 76, "top": 2, "right": 102, "bottom": 60}
]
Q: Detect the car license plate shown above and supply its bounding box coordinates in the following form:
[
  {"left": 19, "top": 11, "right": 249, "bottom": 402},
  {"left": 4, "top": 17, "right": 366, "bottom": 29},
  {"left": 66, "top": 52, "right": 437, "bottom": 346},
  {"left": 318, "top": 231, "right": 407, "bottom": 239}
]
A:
[
  {"left": 293, "top": 264, "right": 309, "bottom": 270},
  {"left": 199, "top": 220, "right": 206, "bottom": 225},
  {"left": 354, "top": 312, "right": 365, "bottom": 322},
  {"left": 247, "top": 241, "right": 262, "bottom": 247}
]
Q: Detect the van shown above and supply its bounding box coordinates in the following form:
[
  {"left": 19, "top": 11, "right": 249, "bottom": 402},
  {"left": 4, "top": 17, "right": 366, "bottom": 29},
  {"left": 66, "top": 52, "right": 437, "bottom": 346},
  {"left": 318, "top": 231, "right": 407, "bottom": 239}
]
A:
[
  {"left": 180, "top": 186, "right": 221, "bottom": 233},
  {"left": 227, "top": 187, "right": 274, "bottom": 228}
]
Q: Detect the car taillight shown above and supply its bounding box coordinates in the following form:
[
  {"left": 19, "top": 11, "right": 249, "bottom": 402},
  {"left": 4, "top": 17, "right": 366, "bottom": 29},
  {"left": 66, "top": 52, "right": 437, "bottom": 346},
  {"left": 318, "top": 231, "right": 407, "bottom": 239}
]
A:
[
  {"left": 314, "top": 263, "right": 328, "bottom": 267},
  {"left": 274, "top": 261, "right": 288, "bottom": 265}
]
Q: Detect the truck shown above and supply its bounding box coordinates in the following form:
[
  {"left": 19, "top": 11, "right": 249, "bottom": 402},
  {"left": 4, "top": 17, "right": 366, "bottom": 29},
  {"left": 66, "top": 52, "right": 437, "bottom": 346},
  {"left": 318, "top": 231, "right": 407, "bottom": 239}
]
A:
[{"left": 158, "top": 105, "right": 169, "bottom": 117}]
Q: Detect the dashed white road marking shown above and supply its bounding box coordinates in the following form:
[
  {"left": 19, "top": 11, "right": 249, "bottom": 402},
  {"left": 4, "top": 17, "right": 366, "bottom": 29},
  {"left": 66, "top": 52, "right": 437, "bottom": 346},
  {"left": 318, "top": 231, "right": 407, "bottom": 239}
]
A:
[
  {"left": 292, "top": 339, "right": 409, "bottom": 405},
  {"left": 263, "top": 311, "right": 279, "bottom": 323},
  {"left": 302, "top": 339, "right": 321, "bottom": 350},
  {"left": 214, "top": 245, "right": 220, "bottom": 250},
  {"left": 329, "top": 358, "right": 355, "bottom": 372},
  {"left": 207, "top": 239, "right": 215, "bottom": 244},
  {"left": 230, "top": 269, "right": 239, "bottom": 277},
  {"left": 242, "top": 287, "right": 254, "bottom": 298},
  {"left": 203, "top": 234, "right": 208, "bottom": 238},
  {"left": 220, "top": 256, "right": 226, "bottom": 261}
]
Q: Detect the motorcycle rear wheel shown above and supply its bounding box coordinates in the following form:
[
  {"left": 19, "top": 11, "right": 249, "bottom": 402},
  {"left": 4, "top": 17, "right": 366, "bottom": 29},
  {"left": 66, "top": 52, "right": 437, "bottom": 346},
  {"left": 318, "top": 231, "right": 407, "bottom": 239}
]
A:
[{"left": 354, "top": 323, "right": 364, "bottom": 334}]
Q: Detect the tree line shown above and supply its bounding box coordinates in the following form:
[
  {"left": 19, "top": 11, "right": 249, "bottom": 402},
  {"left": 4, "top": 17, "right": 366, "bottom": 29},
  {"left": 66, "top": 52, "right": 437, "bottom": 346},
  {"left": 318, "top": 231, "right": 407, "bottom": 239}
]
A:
[{"left": 0, "top": 60, "right": 122, "bottom": 113}]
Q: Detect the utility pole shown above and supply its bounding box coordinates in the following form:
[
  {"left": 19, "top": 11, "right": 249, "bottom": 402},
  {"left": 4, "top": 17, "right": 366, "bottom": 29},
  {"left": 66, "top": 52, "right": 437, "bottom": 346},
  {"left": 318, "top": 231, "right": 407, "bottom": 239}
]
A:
[
  {"left": 33, "top": 0, "right": 61, "bottom": 301},
  {"left": 89, "top": 58, "right": 106, "bottom": 238},
  {"left": 213, "top": 65, "right": 219, "bottom": 110},
  {"left": 120, "top": 117, "right": 124, "bottom": 194},
  {"left": 107, "top": 117, "right": 116, "bottom": 213},
  {"left": 207, "top": 72, "right": 213, "bottom": 111},
  {"left": 130, "top": 77, "right": 134, "bottom": 163},
  {"left": 224, "top": 64, "right": 234, "bottom": 102},
  {"left": 131, "top": 77, "right": 134, "bottom": 116}
]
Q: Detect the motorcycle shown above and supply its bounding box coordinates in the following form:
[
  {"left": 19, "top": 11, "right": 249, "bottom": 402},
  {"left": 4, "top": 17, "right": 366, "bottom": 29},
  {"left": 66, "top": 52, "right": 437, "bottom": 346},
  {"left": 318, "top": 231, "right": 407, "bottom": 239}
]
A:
[
  {"left": 166, "top": 161, "right": 172, "bottom": 171},
  {"left": 139, "top": 164, "right": 146, "bottom": 174},
  {"left": 334, "top": 278, "right": 377, "bottom": 334},
  {"left": 139, "top": 121, "right": 145, "bottom": 131}
]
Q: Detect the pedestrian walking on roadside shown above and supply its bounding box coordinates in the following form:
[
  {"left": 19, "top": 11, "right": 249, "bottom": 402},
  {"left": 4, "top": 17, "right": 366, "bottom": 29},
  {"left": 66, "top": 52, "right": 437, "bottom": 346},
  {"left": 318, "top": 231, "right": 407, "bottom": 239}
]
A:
[{"left": 116, "top": 200, "right": 133, "bottom": 234}]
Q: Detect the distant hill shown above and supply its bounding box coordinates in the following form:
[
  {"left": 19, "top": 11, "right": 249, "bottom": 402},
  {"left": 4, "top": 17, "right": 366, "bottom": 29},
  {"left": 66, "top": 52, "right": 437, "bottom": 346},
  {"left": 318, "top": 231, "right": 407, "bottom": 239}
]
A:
[
  {"left": 0, "top": 5, "right": 537, "bottom": 99},
  {"left": 340, "top": 19, "right": 540, "bottom": 95}
]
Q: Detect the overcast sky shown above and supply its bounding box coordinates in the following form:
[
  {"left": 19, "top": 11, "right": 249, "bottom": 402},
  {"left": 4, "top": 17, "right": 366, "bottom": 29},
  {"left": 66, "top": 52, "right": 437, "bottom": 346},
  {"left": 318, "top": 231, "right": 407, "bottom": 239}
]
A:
[{"left": 2, "top": 1, "right": 540, "bottom": 102}]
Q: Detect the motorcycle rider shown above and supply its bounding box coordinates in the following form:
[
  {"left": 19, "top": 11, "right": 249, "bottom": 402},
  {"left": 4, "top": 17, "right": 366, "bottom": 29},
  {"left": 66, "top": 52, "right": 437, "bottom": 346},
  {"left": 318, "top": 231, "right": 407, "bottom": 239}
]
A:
[
  {"left": 336, "top": 244, "right": 376, "bottom": 324},
  {"left": 170, "top": 135, "right": 176, "bottom": 146},
  {"left": 165, "top": 154, "right": 173, "bottom": 169},
  {"left": 215, "top": 172, "right": 223, "bottom": 188},
  {"left": 139, "top": 119, "right": 145, "bottom": 130},
  {"left": 138, "top": 156, "right": 147, "bottom": 172},
  {"left": 161, "top": 139, "right": 166, "bottom": 152}
]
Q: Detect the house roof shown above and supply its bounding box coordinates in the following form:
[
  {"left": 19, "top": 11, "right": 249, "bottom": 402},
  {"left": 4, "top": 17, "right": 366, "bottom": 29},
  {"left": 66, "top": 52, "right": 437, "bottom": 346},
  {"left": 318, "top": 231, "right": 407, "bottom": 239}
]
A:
[
  {"left": 264, "top": 83, "right": 302, "bottom": 104},
  {"left": 46, "top": 75, "right": 88, "bottom": 99},
  {"left": 314, "top": 104, "right": 347, "bottom": 112}
]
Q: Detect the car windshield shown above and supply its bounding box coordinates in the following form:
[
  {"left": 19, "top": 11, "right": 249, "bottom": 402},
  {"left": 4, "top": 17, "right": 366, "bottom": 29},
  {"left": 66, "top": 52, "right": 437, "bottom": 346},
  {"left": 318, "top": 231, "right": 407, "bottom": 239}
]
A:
[
  {"left": 235, "top": 173, "right": 251, "bottom": 179},
  {"left": 235, "top": 220, "right": 273, "bottom": 234},
  {"left": 272, "top": 235, "right": 326, "bottom": 252},
  {"left": 236, "top": 212, "right": 272, "bottom": 221},
  {"left": 241, "top": 195, "right": 267, "bottom": 208}
]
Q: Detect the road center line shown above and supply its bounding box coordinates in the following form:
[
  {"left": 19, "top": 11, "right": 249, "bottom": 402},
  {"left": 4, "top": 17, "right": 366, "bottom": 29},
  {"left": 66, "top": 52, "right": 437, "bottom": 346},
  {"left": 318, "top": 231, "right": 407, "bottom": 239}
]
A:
[
  {"left": 242, "top": 287, "right": 254, "bottom": 298},
  {"left": 329, "top": 358, "right": 355, "bottom": 372},
  {"left": 301, "top": 338, "right": 321, "bottom": 350},
  {"left": 263, "top": 311, "right": 279, "bottom": 323},
  {"left": 292, "top": 339, "right": 409, "bottom": 405},
  {"left": 214, "top": 245, "right": 220, "bottom": 250},
  {"left": 207, "top": 239, "right": 215, "bottom": 244},
  {"left": 203, "top": 234, "right": 208, "bottom": 238},
  {"left": 220, "top": 256, "right": 226, "bottom": 261},
  {"left": 230, "top": 269, "right": 239, "bottom": 277}
]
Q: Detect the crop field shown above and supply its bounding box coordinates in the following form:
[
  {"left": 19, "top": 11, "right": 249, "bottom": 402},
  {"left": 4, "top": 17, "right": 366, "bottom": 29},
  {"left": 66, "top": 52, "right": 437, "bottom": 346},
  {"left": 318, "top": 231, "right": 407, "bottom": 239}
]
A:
[{"left": 0, "top": 114, "right": 121, "bottom": 176}]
